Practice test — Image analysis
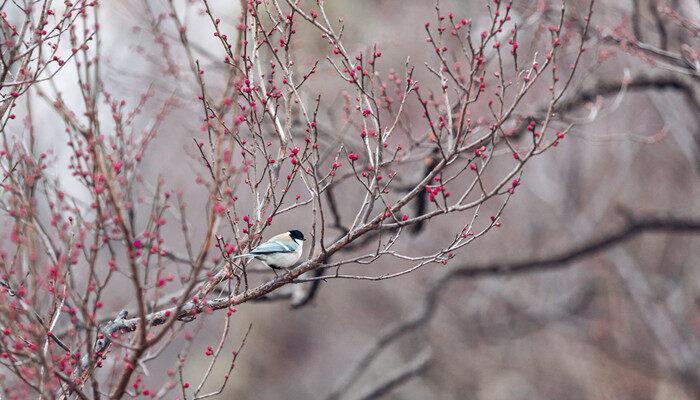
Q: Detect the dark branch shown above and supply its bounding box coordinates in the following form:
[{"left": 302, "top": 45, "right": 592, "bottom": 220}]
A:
[
  {"left": 451, "top": 212, "right": 700, "bottom": 278},
  {"left": 326, "top": 212, "right": 700, "bottom": 399},
  {"left": 557, "top": 75, "right": 700, "bottom": 115}
]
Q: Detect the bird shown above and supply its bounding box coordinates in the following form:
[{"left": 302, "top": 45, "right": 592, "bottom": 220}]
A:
[{"left": 233, "top": 230, "right": 306, "bottom": 273}]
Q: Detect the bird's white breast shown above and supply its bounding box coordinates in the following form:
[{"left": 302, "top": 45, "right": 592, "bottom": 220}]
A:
[{"left": 258, "top": 243, "right": 302, "bottom": 268}]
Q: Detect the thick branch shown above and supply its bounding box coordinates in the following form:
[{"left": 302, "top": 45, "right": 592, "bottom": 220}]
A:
[
  {"left": 450, "top": 213, "right": 700, "bottom": 278},
  {"left": 325, "top": 212, "right": 700, "bottom": 399},
  {"left": 557, "top": 75, "right": 700, "bottom": 115},
  {"left": 98, "top": 213, "right": 699, "bottom": 334},
  {"left": 353, "top": 348, "right": 431, "bottom": 400}
]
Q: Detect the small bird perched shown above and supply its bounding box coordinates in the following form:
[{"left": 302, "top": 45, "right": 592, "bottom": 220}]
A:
[{"left": 233, "top": 230, "right": 306, "bottom": 273}]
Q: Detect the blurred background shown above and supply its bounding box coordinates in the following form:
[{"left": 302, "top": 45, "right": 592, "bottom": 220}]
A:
[{"left": 20, "top": 0, "right": 700, "bottom": 398}]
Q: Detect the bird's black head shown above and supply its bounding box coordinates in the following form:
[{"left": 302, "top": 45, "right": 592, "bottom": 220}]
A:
[{"left": 289, "top": 230, "right": 305, "bottom": 241}]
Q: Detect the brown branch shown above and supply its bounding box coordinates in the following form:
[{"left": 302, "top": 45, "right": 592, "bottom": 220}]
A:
[
  {"left": 450, "top": 212, "right": 700, "bottom": 278},
  {"left": 353, "top": 348, "right": 431, "bottom": 400},
  {"left": 557, "top": 74, "right": 700, "bottom": 115},
  {"left": 325, "top": 211, "right": 700, "bottom": 399},
  {"left": 90, "top": 213, "right": 698, "bottom": 367},
  {"left": 512, "top": 74, "right": 700, "bottom": 144}
]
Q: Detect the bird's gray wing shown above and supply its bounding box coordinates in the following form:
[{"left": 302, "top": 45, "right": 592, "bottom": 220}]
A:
[{"left": 249, "top": 240, "right": 296, "bottom": 255}]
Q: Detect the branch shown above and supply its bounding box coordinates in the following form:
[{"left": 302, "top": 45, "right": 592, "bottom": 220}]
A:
[
  {"left": 512, "top": 74, "right": 700, "bottom": 140},
  {"left": 89, "top": 213, "right": 699, "bottom": 377},
  {"left": 450, "top": 212, "right": 700, "bottom": 278},
  {"left": 326, "top": 211, "right": 700, "bottom": 399},
  {"left": 353, "top": 348, "right": 431, "bottom": 400},
  {"left": 80, "top": 310, "right": 129, "bottom": 371},
  {"left": 557, "top": 74, "right": 700, "bottom": 115}
]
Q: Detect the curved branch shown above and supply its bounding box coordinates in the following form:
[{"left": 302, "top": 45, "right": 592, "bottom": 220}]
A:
[
  {"left": 91, "top": 213, "right": 699, "bottom": 368},
  {"left": 325, "top": 211, "right": 700, "bottom": 399},
  {"left": 450, "top": 212, "right": 700, "bottom": 278}
]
